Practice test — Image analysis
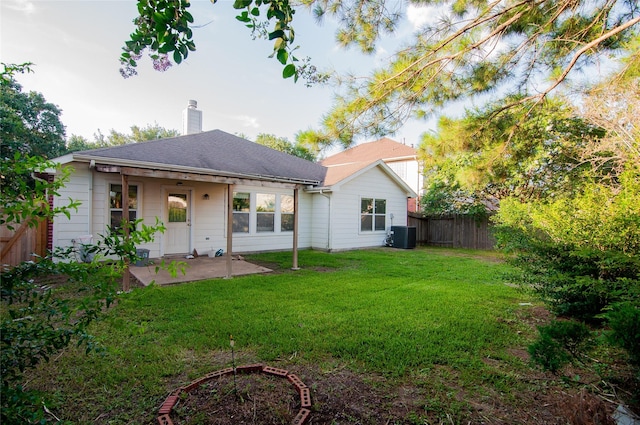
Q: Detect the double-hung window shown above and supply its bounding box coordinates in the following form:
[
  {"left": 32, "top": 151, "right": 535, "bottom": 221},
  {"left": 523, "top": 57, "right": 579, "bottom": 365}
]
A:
[
  {"left": 361, "top": 198, "right": 386, "bottom": 232},
  {"left": 256, "top": 193, "right": 275, "bottom": 232},
  {"left": 233, "top": 192, "right": 250, "bottom": 233},
  {"left": 109, "top": 184, "right": 138, "bottom": 231},
  {"left": 280, "top": 194, "right": 294, "bottom": 232}
]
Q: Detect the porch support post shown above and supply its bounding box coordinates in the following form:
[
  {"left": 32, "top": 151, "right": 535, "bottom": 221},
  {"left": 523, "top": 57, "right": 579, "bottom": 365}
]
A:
[
  {"left": 226, "top": 184, "right": 233, "bottom": 278},
  {"left": 122, "top": 173, "right": 130, "bottom": 292},
  {"left": 292, "top": 186, "right": 300, "bottom": 271}
]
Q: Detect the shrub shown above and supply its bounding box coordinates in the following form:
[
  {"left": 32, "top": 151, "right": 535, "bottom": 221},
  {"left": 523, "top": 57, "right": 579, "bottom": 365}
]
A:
[
  {"left": 494, "top": 236, "right": 639, "bottom": 322},
  {"left": 0, "top": 153, "right": 168, "bottom": 422},
  {"left": 1, "top": 258, "right": 119, "bottom": 423},
  {"left": 494, "top": 167, "right": 640, "bottom": 322},
  {"left": 607, "top": 302, "right": 640, "bottom": 366},
  {"left": 529, "top": 320, "right": 592, "bottom": 373}
]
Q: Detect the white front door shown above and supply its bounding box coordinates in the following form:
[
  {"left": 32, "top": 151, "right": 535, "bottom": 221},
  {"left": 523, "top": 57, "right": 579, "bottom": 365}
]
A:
[{"left": 165, "top": 190, "right": 191, "bottom": 254}]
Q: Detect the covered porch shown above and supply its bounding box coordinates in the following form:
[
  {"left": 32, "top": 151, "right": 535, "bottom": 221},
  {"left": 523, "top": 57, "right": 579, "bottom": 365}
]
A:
[{"left": 99, "top": 165, "right": 305, "bottom": 290}]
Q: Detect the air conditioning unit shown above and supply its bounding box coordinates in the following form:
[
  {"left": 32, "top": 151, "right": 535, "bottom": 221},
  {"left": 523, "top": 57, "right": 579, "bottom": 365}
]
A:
[{"left": 391, "top": 226, "right": 416, "bottom": 249}]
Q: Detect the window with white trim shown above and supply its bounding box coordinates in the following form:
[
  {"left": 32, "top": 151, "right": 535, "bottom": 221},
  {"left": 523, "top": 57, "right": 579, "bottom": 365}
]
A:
[
  {"left": 256, "top": 193, "right": 275, "bottom": 232},
  {"left": 109, "top": 184, "right": 138, "bottom": 231},
  {"left": 361, "top": 198, "right": 386, "bottom": 232},
  {"left": 231, "top": 191, "right": 294, "bottom": 235},
  {"left": 233, "top": 192, "right": 250, "bottom": 233},
  {"left": 280, "top": 194, "right": 294, "bottom": 232}
]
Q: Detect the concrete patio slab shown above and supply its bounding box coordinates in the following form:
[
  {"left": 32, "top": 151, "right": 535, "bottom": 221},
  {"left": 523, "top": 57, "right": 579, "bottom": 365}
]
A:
[{"left": 129, "top": 255, "right": 272, "bottom": 286}]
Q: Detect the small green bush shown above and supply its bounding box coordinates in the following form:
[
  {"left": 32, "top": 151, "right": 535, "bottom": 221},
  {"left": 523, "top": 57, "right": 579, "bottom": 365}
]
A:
[
  {"left": 607, "top": 302, "right": 640, "bottom": 366},
  {"left": 528, "top": 320, "right": 592, "bottom": 373},
  {"left": 495, "top": 239, "right": 640, "bottom": 322},
  {"left": 529, "top": 333, "right": 570, "bottom": 374}
]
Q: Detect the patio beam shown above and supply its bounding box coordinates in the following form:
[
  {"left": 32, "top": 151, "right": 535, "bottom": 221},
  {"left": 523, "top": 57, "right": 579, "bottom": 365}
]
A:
[
  {"left": 122, "top": 173, "right": 130, "bottom": 292},
  {"left": 119, "top": 167, "right": 299, "bottom": 189},
  {"left": 292, "top": 187, "right": 300, "bottom": 271},
  {"left": 226, "top": 184, "right": 233, "bottom": 279}
]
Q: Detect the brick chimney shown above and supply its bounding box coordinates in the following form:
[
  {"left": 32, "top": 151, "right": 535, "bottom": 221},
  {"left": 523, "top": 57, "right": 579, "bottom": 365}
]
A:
[{"left": 182, "top": 100, "right": 202, "bottom": 135}]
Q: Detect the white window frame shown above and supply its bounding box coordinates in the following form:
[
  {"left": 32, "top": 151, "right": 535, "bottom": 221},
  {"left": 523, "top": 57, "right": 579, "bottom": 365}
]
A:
[
  {"left": 256, "top": 193, "right": 276, "bottom": 233},
  {"left": 230, "top": 189, "right": 294, "bottom": 236},
  {"left": 360, "top": 197, "right": 386, "bottom": 233},
  {"left": 232, "top": 191, "right": 251, "bottom": 234},
  {"left": 280, "top": 194, "right": 294, "bottom": 232},
  {"left": 108, "top": 181, "right": 142, "bottom": 232}
]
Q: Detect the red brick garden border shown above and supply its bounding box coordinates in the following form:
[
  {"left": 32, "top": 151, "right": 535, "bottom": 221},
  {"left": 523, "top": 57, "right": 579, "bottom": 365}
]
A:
[{"left": 156, "top": 364, "right": 311, "bottom": 425}]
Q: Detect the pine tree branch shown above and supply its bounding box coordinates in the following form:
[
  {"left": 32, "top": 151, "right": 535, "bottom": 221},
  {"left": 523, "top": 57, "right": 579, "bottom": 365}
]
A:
[{"left": 539, "top": 16, "right": 640, "bottom": 98}]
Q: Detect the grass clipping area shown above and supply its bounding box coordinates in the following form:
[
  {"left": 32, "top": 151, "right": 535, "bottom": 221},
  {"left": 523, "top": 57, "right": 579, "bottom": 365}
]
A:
[{"left": 28, "top": 248, "right": 623, "bottom": 424}]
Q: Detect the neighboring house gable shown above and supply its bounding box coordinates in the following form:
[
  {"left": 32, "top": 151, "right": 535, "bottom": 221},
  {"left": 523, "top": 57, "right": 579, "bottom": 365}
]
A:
[
  {"left": 321, "top": 137, "right": 418, "bottom": 167},
  {"left": 320, "top": 137, "right": 423, "bottom": 211}
]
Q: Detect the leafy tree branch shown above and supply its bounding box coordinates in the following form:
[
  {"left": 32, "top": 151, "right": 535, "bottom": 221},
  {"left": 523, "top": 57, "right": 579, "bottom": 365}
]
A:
[
  {"left": 320, "top": 0, "right": 639, "bottom": 142},
  {"left": 1, "top": 63, "right": 66, "bottom": 160}
]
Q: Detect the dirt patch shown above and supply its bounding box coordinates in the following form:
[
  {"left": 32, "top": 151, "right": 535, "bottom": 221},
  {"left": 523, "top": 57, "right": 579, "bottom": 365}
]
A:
[
  {"left": 167, "top": 365, "right": 427, "bottom": 425},
  {"left": 242, "top": 260, "right": 285, "bottom": 275},
  {"left": 172, "top": 372, "right": 300, "bottom": 424},
  {"left": 162, "top": 361, "right": 626, "bottom": 425},
  {"left": 309, "top": 266, "right": 336, "bottom": 273},
  {"left": 515, "top": 305, "right": 554, "bottom": 327}
]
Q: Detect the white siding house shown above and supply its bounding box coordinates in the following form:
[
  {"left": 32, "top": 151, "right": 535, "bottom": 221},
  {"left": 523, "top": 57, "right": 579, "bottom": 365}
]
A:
[
  {"left": 50, "top": 130, "right": 415, "bottom": 260},
  {"left": 308, "top": 161, "right": 411, "bottom": 251}
]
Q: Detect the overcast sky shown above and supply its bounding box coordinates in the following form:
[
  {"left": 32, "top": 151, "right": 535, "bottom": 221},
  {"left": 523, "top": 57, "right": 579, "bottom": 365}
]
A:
[{"left": 1, "top": 0, "right": 441, "bottom": 153}]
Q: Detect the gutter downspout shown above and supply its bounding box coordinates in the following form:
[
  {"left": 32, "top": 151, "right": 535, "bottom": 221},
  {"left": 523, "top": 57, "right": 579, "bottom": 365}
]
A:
[
  {"left": 416, "top": 158, "right": 421, "bottom": 212},
  {"left": 88, "top": 160, "right": 95, "bottom": 236}
]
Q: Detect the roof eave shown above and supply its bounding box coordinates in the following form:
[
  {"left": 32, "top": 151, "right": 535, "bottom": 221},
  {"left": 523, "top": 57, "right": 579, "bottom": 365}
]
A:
[
  {"left": 305, "top": 186, "right": 334, "bottom": 193},
  {"left": 72, "top": 153, "right": 322, "bottom": 186},
  {"left": 384, "top": 155, "right": 417, "bottom": 162}
]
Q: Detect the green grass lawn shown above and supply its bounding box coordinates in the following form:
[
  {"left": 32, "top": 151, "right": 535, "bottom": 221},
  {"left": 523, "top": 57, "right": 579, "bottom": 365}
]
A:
[{"left": 30, "top": 247, "right": 547, "bottom": 424}]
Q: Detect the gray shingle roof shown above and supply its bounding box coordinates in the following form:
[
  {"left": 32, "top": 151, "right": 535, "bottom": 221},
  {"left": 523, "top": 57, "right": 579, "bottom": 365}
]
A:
[{"left": 75, "top": 130, "right": 327, "bottom": 184}]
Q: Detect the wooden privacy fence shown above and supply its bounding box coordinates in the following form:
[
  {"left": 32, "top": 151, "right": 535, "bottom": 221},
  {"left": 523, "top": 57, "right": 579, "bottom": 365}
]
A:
[
  {"left": 407, "top": 212, "right": 495, "bottom": 250},
  {"left": 1, "top": 220, "right": 48, "bottom": 267}
]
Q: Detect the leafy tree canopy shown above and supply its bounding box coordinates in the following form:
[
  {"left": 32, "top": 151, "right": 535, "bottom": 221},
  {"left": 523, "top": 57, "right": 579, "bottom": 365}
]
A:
[
  {"left": 121, "top": 0, "right": 639, "bottom": 147},
  {"left": 1, "top": 63, "right": 66, "bottom": 160},
  {"left": 319, "top": 1, "right": 639, "bottom": 144},
  {"left": 419, "top": 54, "right": 638, "bottom": 214},
  {"left": 418, "top": 95, "right": 606, "bottom": 204},
  {"left": 66, "top": 123, "right": 180, "bottom": 153},
  {"left": 420, "top": 168, "right": 494, "bottom": 217},
  {"left": 129, "top": 122, "right": 180, "bottom": 142},
  {"left": 254, "top": 133, "right": 317, "bottom": 161}
]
